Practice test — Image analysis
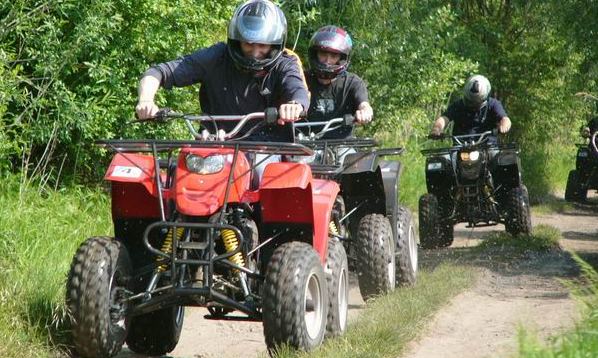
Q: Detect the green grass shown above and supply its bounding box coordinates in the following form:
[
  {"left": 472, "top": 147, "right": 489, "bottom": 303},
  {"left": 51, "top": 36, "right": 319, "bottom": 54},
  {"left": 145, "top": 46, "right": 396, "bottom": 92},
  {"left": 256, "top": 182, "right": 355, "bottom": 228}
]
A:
[
  {"left": 476, "top": 224, "right": 562, "bottom": 255},
  {"left": 270, "top": 264, "right": 476, "bottom": 358},
  {"left": 517, "top": 256, "right": 598, "bottom": 357},
  {"left": 531, "top": 196, "right": 575, "bottom": 215},
  {"left": 0, "top": 177, "right": 111, "bottom": 357}
]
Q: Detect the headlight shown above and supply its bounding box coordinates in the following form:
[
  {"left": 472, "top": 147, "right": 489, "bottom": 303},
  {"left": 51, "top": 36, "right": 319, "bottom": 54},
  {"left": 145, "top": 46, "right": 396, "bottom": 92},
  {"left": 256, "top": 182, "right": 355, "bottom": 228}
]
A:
[
  {"left": 460, "top": 150, "right": 480, "bottom": 161},
  {"left": 578, "top": 151, "right": 588, "bottom": 158},
  {"left": 427, "top": 162, "right": 442, "bottom": 171},
  {"left": 185, "top": 154, "right": 225, "bottom": 174}
]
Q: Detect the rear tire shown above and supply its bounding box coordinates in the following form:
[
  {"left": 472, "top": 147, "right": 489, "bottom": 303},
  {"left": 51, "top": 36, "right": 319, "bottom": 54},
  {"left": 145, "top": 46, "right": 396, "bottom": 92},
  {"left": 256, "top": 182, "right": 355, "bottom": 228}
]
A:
[
  {"left": 505, "top": 186, "right": 532, "bottom": 236},
  {"left": 126, "top": 305, "right": 184, "bottom": 356},
  {"left": 325, "top": 238, "right": 349, "bottom": 338},
  {"left": 263, "top": 242, "right": 328, "bottom": 352},
  {"left": 354, "top": 213, "right": 396, "bottom": 301},
  {"left": 565, "top": 170, "right": 586, "bottom": 202},
  {"left": 396, "top": 206, "right": 417, "bottom": 286},
  {"left": 66, "top": 237, "right": 131, "bottom": 358}
]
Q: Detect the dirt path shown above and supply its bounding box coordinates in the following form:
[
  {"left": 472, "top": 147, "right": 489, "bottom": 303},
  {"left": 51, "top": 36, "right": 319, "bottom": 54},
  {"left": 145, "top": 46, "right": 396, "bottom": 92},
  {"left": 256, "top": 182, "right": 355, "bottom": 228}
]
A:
[
  {"left": 116, "top": 198, "right": 598, "bottom": 358},
  {"left": 116, "top": 278, "right": 366, "bottom": 358},
  {"left": 403, "top": 199, "right": 598, "bottom": 358}
]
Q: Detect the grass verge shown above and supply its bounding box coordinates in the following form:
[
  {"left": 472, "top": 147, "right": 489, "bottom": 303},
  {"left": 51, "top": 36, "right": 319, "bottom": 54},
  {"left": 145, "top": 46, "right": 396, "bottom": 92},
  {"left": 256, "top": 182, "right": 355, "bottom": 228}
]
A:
[
  {"left": 517, "top": 255, "right": 598, "bottom": 357},
  {"left": 0, "top": 177, "right": 111, "bottom": 357},
  {"left": 476, "top": 224, "right": 562, "bottom": 255},
  {"left": 271, "top": 263, "right": 476, "bottom": 358}
]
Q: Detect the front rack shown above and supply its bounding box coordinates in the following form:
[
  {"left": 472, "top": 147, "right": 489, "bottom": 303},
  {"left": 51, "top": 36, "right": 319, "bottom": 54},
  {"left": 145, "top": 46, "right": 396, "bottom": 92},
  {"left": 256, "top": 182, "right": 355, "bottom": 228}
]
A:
[{"left": 96, "top": 139, "right": 314, "bottom": 157}]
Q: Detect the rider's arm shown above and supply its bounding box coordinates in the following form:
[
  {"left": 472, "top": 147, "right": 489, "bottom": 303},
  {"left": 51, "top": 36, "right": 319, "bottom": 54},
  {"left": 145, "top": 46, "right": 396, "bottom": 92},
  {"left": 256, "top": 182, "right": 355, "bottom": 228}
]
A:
[
  {"left": 489, "top": 99, "right": 510, "bottom": 134},
  {"left": 350, "top": 75, "right": 372, "bottom": 124},
  {"left": 276, "top": 54, "right": 310, "bottom": 123},
  {"left": 135, "top": 44, "right": 224, "bottom": 119},
  {"left": 431, "top": 116, "right": 448, "bottom": 136},
  {"left": 136, "top": 71, "right": 161, "bottom": 119}
]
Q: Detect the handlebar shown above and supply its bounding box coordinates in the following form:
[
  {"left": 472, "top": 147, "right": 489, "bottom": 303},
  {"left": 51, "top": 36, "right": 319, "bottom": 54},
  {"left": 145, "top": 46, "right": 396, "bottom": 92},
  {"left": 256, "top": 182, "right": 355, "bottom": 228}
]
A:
[
  {"left": 134, "top": 107, "right": 284, "bottom": 140},
  {"left": 428, "top": 130, "right": 496, "bottom": 146},
  {"left": 293, "top": 114, "right": 355, "bottom": 140}
]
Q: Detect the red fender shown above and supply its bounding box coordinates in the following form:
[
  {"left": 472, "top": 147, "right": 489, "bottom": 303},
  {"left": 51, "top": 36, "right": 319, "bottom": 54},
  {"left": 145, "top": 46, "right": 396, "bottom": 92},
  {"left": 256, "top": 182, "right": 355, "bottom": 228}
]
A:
[
  {"left": 174, "top": 148, "right": 251, "bottom": 216},
  {"left": 105, "top": 153, "right": 163, "bottom": 219},
  {"left": 260, "top": 162, "right": 340, "bottom": 262}
]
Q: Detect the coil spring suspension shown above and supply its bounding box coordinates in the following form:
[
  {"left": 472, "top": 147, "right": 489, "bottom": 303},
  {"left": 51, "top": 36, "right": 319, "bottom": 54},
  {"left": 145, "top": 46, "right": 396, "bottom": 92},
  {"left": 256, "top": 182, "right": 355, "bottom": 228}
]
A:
[
  {"left": 329, "top": 221, "right": 340, "bottom": 237},
  {"left": 221, "top": 229, "right": 245, "bottom": 270},
  {"left": 156, "top": 227, "right": 184, "bottom": 272}
]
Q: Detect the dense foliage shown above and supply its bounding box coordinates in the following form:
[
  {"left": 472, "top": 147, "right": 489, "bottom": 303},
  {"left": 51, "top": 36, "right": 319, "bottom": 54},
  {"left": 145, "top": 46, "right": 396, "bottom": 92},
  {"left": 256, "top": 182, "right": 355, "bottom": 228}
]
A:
[{"left": 1, "top": 0, "right": 596, "bottom": 193}]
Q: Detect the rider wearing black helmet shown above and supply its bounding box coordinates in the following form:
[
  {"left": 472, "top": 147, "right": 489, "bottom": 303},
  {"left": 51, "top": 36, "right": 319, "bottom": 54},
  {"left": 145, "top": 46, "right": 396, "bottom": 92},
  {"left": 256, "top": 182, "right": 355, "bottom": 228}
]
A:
[
  {"left": 431, "top": 75, "right": 511, "bottom": 140},
  {"left": 305, "top": 26, "right": 373, "bottom": 139},
  {"left": 136, "top": 0, "right": 308, "bottom": 140}
]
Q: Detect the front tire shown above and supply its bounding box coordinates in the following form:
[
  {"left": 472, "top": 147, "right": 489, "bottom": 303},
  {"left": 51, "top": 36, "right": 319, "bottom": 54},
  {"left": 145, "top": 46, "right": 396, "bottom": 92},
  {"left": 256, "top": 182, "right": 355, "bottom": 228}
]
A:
[
  {"left": 126, "top": 305, "right": 184, "bottom": 356},
  {"left": 66, "top": 237, "right": 131, "bottom": 358},
  {"left": 263, "top": 242, "right": 328, "bottom": 352},
  {"left": 354, "top": 213, "right": 396, "bottom": 301},
  {"left": 565, "top": 170, "right": 586, "bottom": 202},
  {"left": 396, "top": 206, "right": 417, "bottom": 286},
  {"left": 325, "top": 238, "right": 349, "bottom": 338},
  {"left": 419, "top": 194, "right": 440, "bottom": 249},
  {"left": 505, "top": 186, "right": 532, "bottom": 236}
]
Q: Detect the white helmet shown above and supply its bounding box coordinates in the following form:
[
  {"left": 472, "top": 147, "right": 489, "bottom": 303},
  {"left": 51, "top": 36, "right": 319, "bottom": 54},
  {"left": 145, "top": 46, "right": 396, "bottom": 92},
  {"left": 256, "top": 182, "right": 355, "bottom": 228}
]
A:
[{"left": 463, "top": 75, "right": 491, "bottom": 109}]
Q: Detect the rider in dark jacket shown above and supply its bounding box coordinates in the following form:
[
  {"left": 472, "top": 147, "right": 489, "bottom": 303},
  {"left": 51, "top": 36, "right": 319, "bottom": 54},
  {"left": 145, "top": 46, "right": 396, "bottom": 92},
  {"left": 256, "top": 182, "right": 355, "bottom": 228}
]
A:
[
  {"left": 135, "top": 0, "right": 309, "bottom": 141},
  {"left": 430, "top": 75, "right": 511, "bottom": 141},
  {"left": 305, "top": 26, "right": 373, "bottom": 139}
]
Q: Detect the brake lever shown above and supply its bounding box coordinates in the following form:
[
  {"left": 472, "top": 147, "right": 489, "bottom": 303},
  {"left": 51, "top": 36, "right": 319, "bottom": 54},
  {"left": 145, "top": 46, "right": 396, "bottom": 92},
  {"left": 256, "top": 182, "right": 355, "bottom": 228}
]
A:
[{"left": 132, "top": 108, "right": 178, "bottom": 123}]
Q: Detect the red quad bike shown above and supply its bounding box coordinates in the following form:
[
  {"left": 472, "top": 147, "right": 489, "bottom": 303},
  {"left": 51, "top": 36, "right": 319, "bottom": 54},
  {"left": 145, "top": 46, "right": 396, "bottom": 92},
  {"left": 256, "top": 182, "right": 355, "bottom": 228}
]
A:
[
  {"left": 65, "top": 108, "right": 349, "bottom": 357},
  {"left": 290, "top": 116, "right": 418, "bottom": 299}
]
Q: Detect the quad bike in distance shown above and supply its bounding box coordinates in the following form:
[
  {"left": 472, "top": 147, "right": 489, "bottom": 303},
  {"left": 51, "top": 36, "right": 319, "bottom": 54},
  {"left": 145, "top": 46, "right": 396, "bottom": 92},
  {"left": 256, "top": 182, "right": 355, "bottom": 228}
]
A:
[
  {"left": 66, "top": 109, "right": 350, "bottom": 357},
  {"left": 420, "top": 131, "right": 532, "bottom": 249},
  {"left": 565, "top": 131, "right": 598, "bottom": 202}
]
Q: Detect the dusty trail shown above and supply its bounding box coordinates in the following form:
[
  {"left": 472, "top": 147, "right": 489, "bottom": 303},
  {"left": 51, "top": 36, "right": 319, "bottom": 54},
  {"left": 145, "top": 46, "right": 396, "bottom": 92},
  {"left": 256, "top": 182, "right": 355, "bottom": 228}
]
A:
[
  {"left": 116, "top": 197, "right": 598, "bottom": 358},
  {"left": 404, "top": 198, "right": 598, "bottom": 358}
]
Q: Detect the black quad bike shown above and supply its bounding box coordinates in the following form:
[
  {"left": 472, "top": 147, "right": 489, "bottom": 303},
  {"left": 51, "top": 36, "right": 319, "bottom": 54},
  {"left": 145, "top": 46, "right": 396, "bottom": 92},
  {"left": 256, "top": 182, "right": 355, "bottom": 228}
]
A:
[
  {"left": 289, "top": 116, "right": 418, "bottom": 294},
  {"left": 419, "top": 131, "right": 532, "bottom": 249},
  {"left": 565, "top": 131, "right": 598, "bottom": 202}
]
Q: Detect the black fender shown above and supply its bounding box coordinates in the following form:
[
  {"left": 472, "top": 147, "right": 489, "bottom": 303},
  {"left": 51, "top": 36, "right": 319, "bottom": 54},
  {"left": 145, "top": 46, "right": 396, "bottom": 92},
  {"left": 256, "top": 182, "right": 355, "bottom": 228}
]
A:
[
  {"left": 491, "top": 148, "right": 522, "bottom": 189},
  {"left": 380, "top": 160, "right": 402, "bottom": 240},
  {"left": 340, "top": 155, "right": 401, "bottom": 240}
]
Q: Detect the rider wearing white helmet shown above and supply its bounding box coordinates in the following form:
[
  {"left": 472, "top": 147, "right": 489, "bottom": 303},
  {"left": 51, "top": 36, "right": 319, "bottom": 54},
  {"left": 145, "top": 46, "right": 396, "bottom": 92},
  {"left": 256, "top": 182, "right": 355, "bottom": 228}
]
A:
[{"left": 431, "top": 75, "right": 511, "bottom": 138}]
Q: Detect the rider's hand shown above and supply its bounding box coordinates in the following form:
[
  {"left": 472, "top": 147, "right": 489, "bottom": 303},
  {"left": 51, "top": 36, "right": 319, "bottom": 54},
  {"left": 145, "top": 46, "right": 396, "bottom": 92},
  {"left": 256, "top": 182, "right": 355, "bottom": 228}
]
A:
[
  {"left": 355, "top": 103, "right": 373, "bottom": 125},
  {"left": 278, "top": 102, "right": 303, "bottom": 125},
  {"left": 498, "top": 117, "right": 511, "bottom": 134},
  {"left": 430, "top": 126, "right": 442, "bottom": 138},
  {"left": 135, "top": 100, "right": 159, "bottom": 120},
  {"left": 581, "top": 126, "right": 591, "bottom": 138}
]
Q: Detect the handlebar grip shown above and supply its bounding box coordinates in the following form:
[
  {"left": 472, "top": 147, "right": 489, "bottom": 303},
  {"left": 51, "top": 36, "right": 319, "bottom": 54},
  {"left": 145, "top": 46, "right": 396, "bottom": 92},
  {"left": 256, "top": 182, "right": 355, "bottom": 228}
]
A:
[
  {"left": 343, "top": 114, "right": 355, "bottom": 126},
  {"left": 265, "top": 107, "right": 278, "bottom": 124},
  {"left": 265, "top": 107, "right": 308, "bottom": 124}
]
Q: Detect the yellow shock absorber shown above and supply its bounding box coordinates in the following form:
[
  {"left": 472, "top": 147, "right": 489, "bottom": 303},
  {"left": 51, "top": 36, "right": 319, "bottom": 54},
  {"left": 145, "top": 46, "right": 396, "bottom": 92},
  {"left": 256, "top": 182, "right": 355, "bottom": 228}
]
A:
[
  {"left": 221, "top": 229, "right": 245, "bottom": 270},
  {"left": 329, "top": 221, "right": 340, "bottom": 237},
  {"left": 156, "top": 227, "right": 184, "bottom": 272}
]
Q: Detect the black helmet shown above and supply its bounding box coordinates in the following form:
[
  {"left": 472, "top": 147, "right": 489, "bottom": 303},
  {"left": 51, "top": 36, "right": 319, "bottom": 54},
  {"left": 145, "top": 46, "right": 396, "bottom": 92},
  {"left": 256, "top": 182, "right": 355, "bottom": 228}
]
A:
[
  {"left": 227, "top": 0, "right": 287, "bottom": 72},
  {"left": 308, "top": 26, "right": 353, "bottom": 79}
]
